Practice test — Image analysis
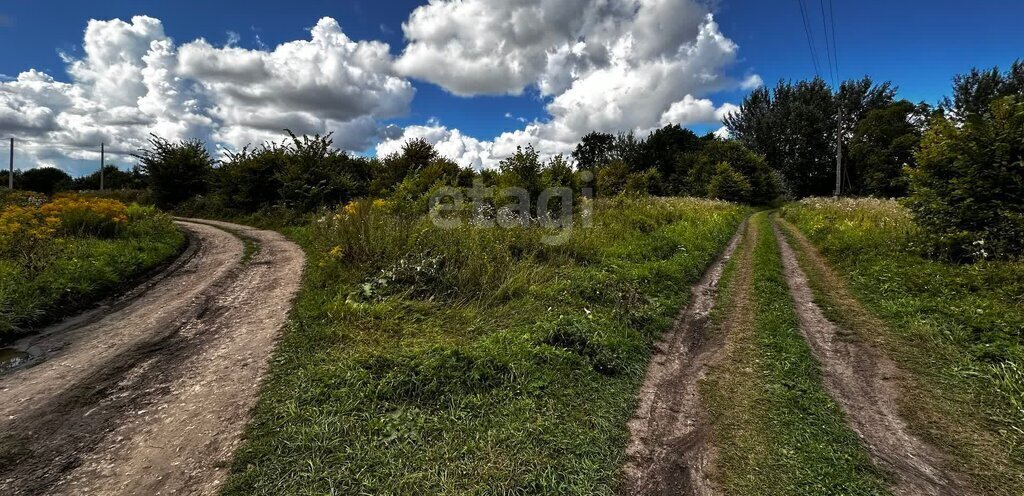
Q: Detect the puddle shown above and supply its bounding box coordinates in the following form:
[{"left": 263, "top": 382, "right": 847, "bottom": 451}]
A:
[{"left": 0, "top": 347, "right": 31, "bottom": 373}]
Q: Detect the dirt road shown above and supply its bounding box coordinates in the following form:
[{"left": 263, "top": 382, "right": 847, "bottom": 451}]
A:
[
  {"left": 773, "top": 221, "right": 970, "bottom": 496},
  {"left": 623, "top": 215, "right": 971, "bottom": 496},
  {"left": 621, "top": 221, "right": 748, "bottom": 496},
  {"left": 0, "top": 219, "right": 304, "bottom": 496}
]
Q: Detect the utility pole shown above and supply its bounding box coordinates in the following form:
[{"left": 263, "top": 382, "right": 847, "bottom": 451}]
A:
[
  {"left": 7, "top": 138, "right": 12, "bottom": 190},
  {"left": 834, "top": 108, "right": 843, "bottom": 197},
  {"left": 100, "top": 142, "right": 105, "bottom": 191}
]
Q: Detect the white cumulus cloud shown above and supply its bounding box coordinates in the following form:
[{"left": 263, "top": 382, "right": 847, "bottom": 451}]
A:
[
  {"left": 2, "top": 6, "right": 759, "bottom": 175},
  {"left": 377, "top": 120, "right": 495, "bottom": 170},
  {"left": 386, "top": 0, "right": 758, "bottom": 168},
  {"left": 0, "top": 16, "right": 413, "bottom": 171}
]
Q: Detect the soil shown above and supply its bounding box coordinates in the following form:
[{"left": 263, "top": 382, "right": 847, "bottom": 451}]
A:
[
  {"left": 772, "top": 220, "right": 971, "bottom": 496},
  {"left": 620, "top": 220, "right": 751, "bottom": 496},
  {"left": 0, "top": 219, "right": 304, "bottom": 496}
]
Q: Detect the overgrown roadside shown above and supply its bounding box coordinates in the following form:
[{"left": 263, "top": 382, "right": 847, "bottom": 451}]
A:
[
  {"left": 221, "top": 198, "right": 747, "bottom": 495},
  {"left": 777, "top": 212, "right": 1023, "bottom": 495},
  {"left": 0, "top": 196, "right": 185, "bottom": 341},
  {"left": 700, "top": 212, "right": 889, "bottom": 495}
]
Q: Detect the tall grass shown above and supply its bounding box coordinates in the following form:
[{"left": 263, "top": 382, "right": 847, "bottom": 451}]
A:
[
  {"left": 782, "top": 197, "right": 1024, "bottom": 491},
  {"left": 0, "top": 196, "right": 184, "bottom": 339},
  {"left": 223, "top": 197, "right": 747, "bottom": 495}
]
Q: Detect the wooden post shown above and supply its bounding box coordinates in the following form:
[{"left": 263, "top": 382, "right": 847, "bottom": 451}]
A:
[
  {"left": 834, "top": 109, "right": 843, "bottom": 197},
  {"left": 7, "top": 138, "right": 12, "bottom": 190},
  {"left": 100, "top": 142, "right": 105, "bottom": 191}
]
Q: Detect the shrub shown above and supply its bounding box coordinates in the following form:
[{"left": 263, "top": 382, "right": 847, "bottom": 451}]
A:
[
  {"left": 708, "top": 162, "right": 752, "bottom": 203},
  {"left": 0, "top": 197, "right": 182, "bottom": 337},
  {"left": 371, "top": 139, "right": 438, "bottom": 196},
  {"left": 624, "top": 168, "right": 659, "bottom": 196},
  {"left": 73, "top": 165, "right": 148, "bottom": 191},
  {"left": 596, "top": 160, "right": 631, "bottom": 197},
  {"left": 907, "top": 97, "right": 1024, "bottom": 260},
  {"left": 216, "top": 145, "right": 287, "bottom": 212},
  {"left": 19, "top": 167, "right": 73, "bottom": 195},
  {"left": 0, "top": 190, "right": 47, "bottom": 208},
  {"left": 136, "top": 135, "right": 214, "bottom": 209},
  {"left": 846, "top": 100, "right": 927, "bottom": 197},
  {"left": 497, "top": 145, "right": 545, "bottom": 201},
  {"left": 77, "top": 189, "right": 154, "bottom": 206},
  {"left": 278, "top": 132, "right": 371, "bottom": 212}
]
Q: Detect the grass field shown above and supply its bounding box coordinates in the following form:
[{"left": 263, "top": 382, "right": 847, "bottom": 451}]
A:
[
  {"left": 221, "top": 197, "right": 746, "bottom": 495},
  {"left": 701, "top": 212, "right": 889, "bottom": 495},
  {"left": 0, "top": 193, "right": 184, "bottom": 340},
  {"left": 781, "top": 198, "right": 1024, "bottom": 494}
]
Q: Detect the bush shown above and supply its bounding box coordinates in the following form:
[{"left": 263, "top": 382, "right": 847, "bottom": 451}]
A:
[
  {"left": 216, "top": 145, "right": 287, "bottom": 212},
  {"left": 73, "top": 165, "right": 148, "bottom": 191},
  {"left": 708, "top": 162, "right": 752, "bottom": 203},
  {"left": 0, "top": 190, "right": 47, "bottom": 208},
  {"left": 20, "top": 167, "right": 73, "bottom": 195},
  {"left": 277, "top": 132, "right": 371, "bottom": 212},
  {"left": 77, "top": 189, "right": 154, "bottom": 206},
  {"left": 497, "top": 145, "right": 545, "bottom": 201},
  {"left": 0, "top": 204, "right": 55, "bottom": 266},
  {"left": 907, "top": 97, "right": 1024, "bottom": 260},
  {"left": 677, "top": 140, "right": 777, "bottom": 204},
  {"left": 846, "top": 100, "right": 927, "bottom": 197},
  {"left": 0, "top": 199, "right": 182, "bottom": 337},
  {"left": 136, "top": 135, "right": 214, "bottom": 209},
  {"left": 596, "top": 160, "right": 631, "bottom": 197},
  {"left": 624, "top": 168, "right": 659, "bottom": 196},
  {"left": 0, "top": 194, "right": 131, "bottom": 266}
]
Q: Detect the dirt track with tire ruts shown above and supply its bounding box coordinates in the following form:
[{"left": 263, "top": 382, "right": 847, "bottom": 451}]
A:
[{"left": 0, "top": 219, "right": 304, "bottom": 496}]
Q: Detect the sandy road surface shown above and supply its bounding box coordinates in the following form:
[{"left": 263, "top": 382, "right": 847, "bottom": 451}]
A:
[{"left": 0, "top": 219, "right": 304, "bottom": 496}]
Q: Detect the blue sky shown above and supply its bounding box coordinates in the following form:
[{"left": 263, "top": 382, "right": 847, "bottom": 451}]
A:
[{"left": 0, "top": 0, "right": 1021, "bottom": 175}]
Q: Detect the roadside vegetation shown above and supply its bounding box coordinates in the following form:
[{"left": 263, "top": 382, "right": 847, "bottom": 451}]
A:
[
  {"left": 702, "top": 213, "right": 889, "bottom": 495},
  {"left": 781, "top": 198, "right": 1024, "bottom": 493},
  {"left": 221, "top": 197, "right": 746, "bottom": 494},
  {"left": 0, "top": 190, "right": 184, "bottom": 340}
]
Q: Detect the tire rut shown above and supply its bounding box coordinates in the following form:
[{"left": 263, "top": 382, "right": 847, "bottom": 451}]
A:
[
  {"left": 0, "top": 219, "right": 304, "bottom": 496},
  {"left": 772, "top": 219, "right": 970, "bottom": 496},
  {"left": 621, "top": 219, "right": 751, "bottom": 496}
]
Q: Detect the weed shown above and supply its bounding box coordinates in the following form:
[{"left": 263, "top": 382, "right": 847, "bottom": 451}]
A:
[{"left": 222, "top": 197, "right": 747, "bottom": 495}]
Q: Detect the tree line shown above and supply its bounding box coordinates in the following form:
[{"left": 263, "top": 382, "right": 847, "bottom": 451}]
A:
[{"left": 0, "top": 165, "right": 147, "bottom": 195}]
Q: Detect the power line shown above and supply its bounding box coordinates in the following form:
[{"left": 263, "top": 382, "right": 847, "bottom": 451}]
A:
[
  {"left": 819, "top": 0, "right": 836, "bottom": 86},
  {"left": 3, "top": 137, "right": 134, "bottom": 191},
  {"left": 828, "top": 0, "right": 839, "bottom": 80},
  {"left": 796, "top": 0, "right": 822, "bottom": 78},
  {"left": 0, "top": 138, "right": 134, "bottom": 156}
]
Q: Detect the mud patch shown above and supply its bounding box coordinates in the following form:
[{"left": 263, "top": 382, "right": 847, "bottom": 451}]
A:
[{"left": 0, "top": 348, "right": 30, "bottom": 373}]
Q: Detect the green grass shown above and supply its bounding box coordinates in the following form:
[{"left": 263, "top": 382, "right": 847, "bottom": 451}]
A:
[
  {"left": 701, "top": 212, "right": 890, "bottom": 495},
  {"left": 0, "top": 205, "right": 185, "bottom": 340},
  {"left": 781, "top": 198, "right": 1024, "bottom": 494},
  {"left": 221, "top": 197, "right": 747, "bottom": 495}
]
